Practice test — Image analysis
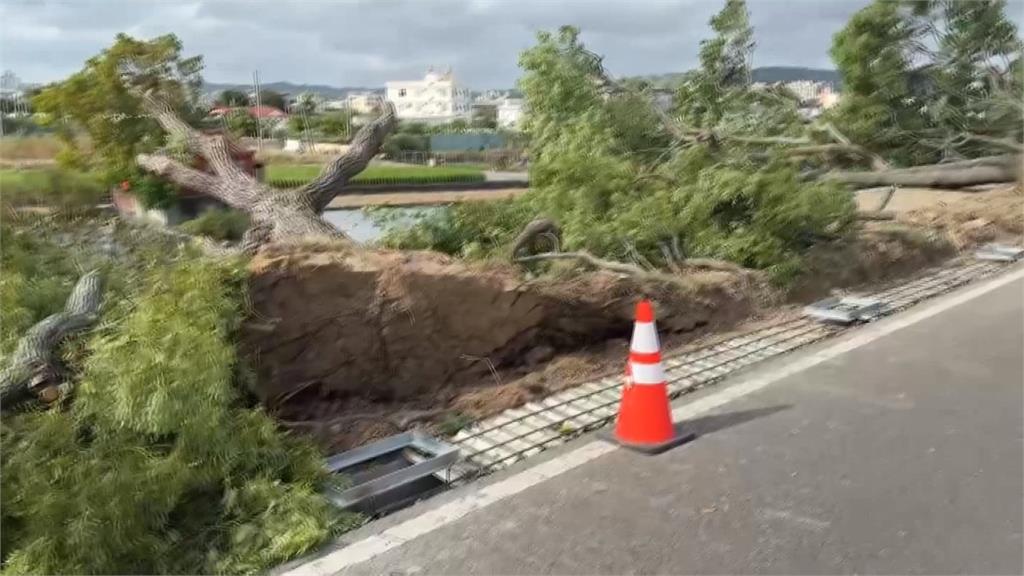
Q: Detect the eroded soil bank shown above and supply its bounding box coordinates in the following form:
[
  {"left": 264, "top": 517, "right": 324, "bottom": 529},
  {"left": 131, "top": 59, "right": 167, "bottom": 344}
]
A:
[{"left": 246, "top": 185, "right": 1022, "bottom": 451}]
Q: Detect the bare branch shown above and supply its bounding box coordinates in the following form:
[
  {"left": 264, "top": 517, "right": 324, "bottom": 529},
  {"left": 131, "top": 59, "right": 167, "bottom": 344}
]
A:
[
  {"left": 828, "top": 155, "right": 1020, "bottom": 188},
  {"left": 304, "top": 99, "right": 398, "bottom": 212},
  {"left": 515, "top": 250, "right": 748, "bottom": 286},
  {"left": 1, "top": 270, "right": 103, "bottom": 410},
  {"left": 136, "top": 92, "right": 255, "bottom": 188},
  {"left": 510, "top": 217, "right": 563, "bottom": 260},
  {"left": 136, "top": 153, "right": 218, "bottom": 194},
  {"left": 963, "top": 134, "right": 1024, "bottom": 153},
  {"left": 814, "top": 123, "right": 890, "bottom": 171},
  {"left": 877, "top": 185, "right": 898, "bottom": 212}
]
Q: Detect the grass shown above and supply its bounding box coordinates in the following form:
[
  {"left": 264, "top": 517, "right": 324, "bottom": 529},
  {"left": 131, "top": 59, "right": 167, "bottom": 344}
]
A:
[
  {"left": 266, "top": 163, "right": 486, "bottom": 188},
  {"left": 0, "top": 167, "right": 107, "bottom": 210},
  {"left": 0, "top": 135, "right": 65, "bottom": 161}
]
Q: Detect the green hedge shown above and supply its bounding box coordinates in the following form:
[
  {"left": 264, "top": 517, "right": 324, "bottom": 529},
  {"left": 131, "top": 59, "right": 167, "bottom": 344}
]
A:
[
  {"left": 267, "top": 172, "right": 486, "bottom": 189},
  {"left": 0, "top": 168, "right": 107, "bottom": 210}
]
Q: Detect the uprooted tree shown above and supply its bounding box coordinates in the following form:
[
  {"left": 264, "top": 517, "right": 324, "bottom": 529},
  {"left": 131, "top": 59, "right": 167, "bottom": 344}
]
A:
[{"left": 133, "top": 91, "right": 395, "bottom": 247}]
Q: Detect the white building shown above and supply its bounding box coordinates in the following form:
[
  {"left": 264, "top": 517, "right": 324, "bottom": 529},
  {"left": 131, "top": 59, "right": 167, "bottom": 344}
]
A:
[
  {"left": 497, "top": 98, "right": 524, "bottom": 129},
  {"left": 385, "top": 68, "right": 471, "bottom": 123},
  {"left": 818, "top": 85, "right": 840, "bottom": 109},
  {"left": 346, "top": 93, "right": 378, "bottom": 114}
]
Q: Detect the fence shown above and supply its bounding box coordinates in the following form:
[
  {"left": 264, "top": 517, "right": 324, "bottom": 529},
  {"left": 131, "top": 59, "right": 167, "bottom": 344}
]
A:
[{"left": 389, "top": 149, "right": 527, "bottom": 170}]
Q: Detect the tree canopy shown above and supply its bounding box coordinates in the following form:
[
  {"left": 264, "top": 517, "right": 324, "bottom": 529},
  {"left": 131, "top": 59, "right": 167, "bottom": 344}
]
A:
[
  {"left": 257, "top": 89, "right": 286, "bottom": 111},
  {"left": 383, "top": 14, "right": 854, "bottom": 284},
  {"left": 827, "top": 0, "right": 1023, "bottom": 166},
  {"left": 33, "top": 33, "right": 203, "bottom": 184},
  {"left": 216, "top": 88, "right": 250, "bottom": 107}
]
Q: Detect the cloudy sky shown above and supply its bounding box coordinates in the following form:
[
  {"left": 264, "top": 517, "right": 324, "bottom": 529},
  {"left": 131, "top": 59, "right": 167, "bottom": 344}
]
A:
[{"left": 2, "top": 0, "right": 1022, "bottom": 89}]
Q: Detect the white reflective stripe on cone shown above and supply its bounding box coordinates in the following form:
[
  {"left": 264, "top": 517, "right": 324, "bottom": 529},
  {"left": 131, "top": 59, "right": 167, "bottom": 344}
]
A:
[
  {"left": 629, "top": 360, "right": 666, "bottom": 385},
  {"left": 630, "top": 322, "right": 660, "bottom": 354}
]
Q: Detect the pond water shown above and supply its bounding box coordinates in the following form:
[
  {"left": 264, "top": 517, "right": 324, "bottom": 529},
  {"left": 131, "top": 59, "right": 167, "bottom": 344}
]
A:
[{"left": 322, "top": 207, "right": 442, "bottom": 244}]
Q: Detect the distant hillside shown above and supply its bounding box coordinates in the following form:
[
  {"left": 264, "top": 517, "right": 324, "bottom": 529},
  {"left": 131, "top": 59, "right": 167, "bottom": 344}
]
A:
[
  {"left": 628, "top": 67, "right": 842, "bottom": 89},
  {"left": 202, "top": 81, "right": 383, "bottom": 99}
]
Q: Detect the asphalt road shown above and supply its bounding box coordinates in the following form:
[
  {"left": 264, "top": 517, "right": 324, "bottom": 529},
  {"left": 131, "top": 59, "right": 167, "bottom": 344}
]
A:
[{"left": 296, "top": 272, "right": 1024, "bottom": 575}]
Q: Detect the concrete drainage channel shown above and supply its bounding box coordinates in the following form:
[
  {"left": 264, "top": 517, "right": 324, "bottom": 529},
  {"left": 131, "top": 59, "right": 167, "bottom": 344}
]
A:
[{"left": 322, "top": 246, "right": 1020, "bottom": 516}]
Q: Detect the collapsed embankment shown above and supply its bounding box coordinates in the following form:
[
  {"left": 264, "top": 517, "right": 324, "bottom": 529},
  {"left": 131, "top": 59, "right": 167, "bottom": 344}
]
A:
[{"left": 244, "top": 185, "right": 1022, "bottom": 451}]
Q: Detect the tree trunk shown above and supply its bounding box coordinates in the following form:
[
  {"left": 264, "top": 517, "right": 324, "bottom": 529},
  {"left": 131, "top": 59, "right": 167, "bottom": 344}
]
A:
[
  {"left": 134, "top": 91, "right": 396, "bottom": 247},
  {"left": 828, "top": 155, "right": 1020, "bottom": 189}
]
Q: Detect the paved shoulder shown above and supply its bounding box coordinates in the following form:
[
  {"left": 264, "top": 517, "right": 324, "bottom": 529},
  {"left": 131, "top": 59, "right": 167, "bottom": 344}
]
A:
[{"left": 307, "top": 274, "right": 1024, "bottom": 575}]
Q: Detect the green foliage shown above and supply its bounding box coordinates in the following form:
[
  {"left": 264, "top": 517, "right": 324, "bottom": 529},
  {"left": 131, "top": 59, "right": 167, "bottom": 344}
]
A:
[
  {"left": 471, "top": 105, "right": 498, "bottom": 129},
  {"left": 225, "top": 109, "right": 259, "bottom": 139},
  {"left": 828, "top": 0, "right": 1023, "bottom": 165},
  {"left": 125, "top": 170, "right": 178, "bottom": 209},
  {"left": 0, "top": 168, "right": 106, "bottom": 211},
  {"left": 382, "top": 133, "right": 431, "bottom": 158},
  {"left": 0, "top": 250, "right": 355, "bottom": 574},
  {"left": 315, "top": 111, "right": 353, "bottom": 141},
  {"left": 377, "top": 200, "right": 534, "bottom": 258},
  {"left": 288, "top": 111, "right": 353, "bottom": 142},
  {"left": 674, "top": 0, "right": 755, "bottom": 128},
  {"left": 389, "top": 15, "right": 855, "bottom": 285},
  {"left": 266, "top": 163, "right": 483, "bottom": 188},
  {"left": 181, "top": 208, "right": 251, "bottom": 242},
  {"left": 257, "top": 90, "right": 286, "bottom": 111},
  {"left": 32, "top": 33, "right": 203, "bottom": 186},
  {"left": 216, "top": 89, "right": 249, "bottom": 107}
]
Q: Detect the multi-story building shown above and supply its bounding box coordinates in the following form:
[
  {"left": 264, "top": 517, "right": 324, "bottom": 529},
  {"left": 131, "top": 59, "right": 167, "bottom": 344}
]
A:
[
  {"left": 345, "top": 93, "right": 379, "bottom": 115},
  {"left": 385, "top": 68, "right": 471, "bottom": 123}
]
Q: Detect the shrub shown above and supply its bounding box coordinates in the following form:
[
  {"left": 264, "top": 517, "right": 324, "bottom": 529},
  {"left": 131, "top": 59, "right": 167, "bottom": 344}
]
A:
[
  {"left": 0, "top": 167, "right": 107, "bottom": 210},
  {"left": 382, "top": 133, "right": 429, "bottom": 158},
  {"left": 181, "top": 208, "right": 251, "bottom": 242}
]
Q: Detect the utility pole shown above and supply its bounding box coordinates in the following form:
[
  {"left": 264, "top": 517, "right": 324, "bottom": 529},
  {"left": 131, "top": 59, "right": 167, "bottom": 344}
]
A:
[{"left": 252, "top": 70, "right": 263, "bottom": 151}]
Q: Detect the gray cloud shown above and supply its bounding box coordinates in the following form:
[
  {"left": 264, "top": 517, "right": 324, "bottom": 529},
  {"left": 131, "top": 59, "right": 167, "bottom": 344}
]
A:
[{"left": 1, "top": 0, "right": 1021, "bottom": 89}]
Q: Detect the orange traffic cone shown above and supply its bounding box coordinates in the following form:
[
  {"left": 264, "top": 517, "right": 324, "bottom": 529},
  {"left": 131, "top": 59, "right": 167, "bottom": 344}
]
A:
[{"left": 603, "top": 299, "right": 694, "bottom": 453}]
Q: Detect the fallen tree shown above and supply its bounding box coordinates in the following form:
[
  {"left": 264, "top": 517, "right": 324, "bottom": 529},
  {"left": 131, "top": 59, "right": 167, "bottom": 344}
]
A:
[
  {"left": 0, "top": 270, "right": 103, "bottom": 410},
  {"left": 827, "top": 155, "right": 1021, "bottom": 189},
  {"left": 134, "top": 90, "right": 396, "bottom": 247}
]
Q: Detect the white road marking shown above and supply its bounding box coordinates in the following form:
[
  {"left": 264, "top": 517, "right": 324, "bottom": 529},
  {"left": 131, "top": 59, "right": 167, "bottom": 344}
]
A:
[
  {"left": 282, "top": 265, "right": 1024, "bottom": 576},
  {"left": 759, "top": 508, "right": 832, "bottom": 531}
]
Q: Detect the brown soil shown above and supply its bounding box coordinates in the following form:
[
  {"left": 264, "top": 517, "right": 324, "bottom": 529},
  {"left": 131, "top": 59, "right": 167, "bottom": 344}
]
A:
[
  {"left": 252, "top": 185, "right": 1023, "bottom": 452},
  {"left": 244, "top": 244, "right": 768, "bottom": 451}
]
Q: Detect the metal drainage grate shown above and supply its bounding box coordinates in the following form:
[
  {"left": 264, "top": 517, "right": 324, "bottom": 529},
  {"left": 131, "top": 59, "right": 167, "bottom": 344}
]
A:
[
  {"left": 323, "top": 431, "right": 458, "bottom": 514},
  {"left": 804, "top": 295, "right": 884, "bottom": 324},
  {"left": 975, "top": 243, "right": 1024, "bottom": 262}
]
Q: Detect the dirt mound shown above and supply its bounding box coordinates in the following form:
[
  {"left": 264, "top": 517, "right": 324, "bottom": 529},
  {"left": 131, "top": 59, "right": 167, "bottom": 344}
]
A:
[
  {"left": 243, "top": 245, "right": 765, "bottom": 408},
  {"left": 793, "top": 185, "right": 1023, "bottom": 300},
  {"left": 894, "top": 184, "right": 1023, "bottom": 249}
]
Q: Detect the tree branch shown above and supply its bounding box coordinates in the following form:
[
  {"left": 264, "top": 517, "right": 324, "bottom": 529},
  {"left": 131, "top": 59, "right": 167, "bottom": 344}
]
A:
[
  {"left": 510, "top": 217, "right": 562, "bottom": 259},
  {"left": 136, "top": 92, "right": 256, "bottom": 190},
  {"left": 814, "top": 122, "right": 890, "bottom": 171},
  {"left": 304, "top": 99, "right": 398, "bottom": 212},
  {"left": 515, "top": 250, "right": 748, "bottom": 286},
  {"left": 963, "top": 134, "right": 1024, "bottom": 153},
  {"left": 136, "top": 152, "right": 218, "bottom": 193},
  {"left": 1, "top": 270, "right": 103, "bottom": 410},
  {"left": 828, "top": 155, "right": 1019, "bottom": 188}
]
